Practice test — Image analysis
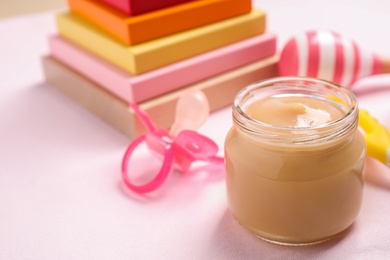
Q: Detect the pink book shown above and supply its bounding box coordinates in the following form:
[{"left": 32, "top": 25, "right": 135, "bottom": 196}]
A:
[{"left": 48, "top": 32, "right": 276, "bottom": 103}]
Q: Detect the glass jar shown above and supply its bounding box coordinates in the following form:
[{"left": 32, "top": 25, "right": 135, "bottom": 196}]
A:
[{"left": 225, "top": 77, "right": 366, "bottom": 246}]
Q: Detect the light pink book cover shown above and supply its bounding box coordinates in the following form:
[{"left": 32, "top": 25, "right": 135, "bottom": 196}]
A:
[{"left": 49, "top": 32, "right": 276, "bottom": 103}]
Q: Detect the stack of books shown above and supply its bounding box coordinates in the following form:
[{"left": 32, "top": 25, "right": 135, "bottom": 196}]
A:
[{"left": 42, "top": 0, "right": 278, "bottom": 138}]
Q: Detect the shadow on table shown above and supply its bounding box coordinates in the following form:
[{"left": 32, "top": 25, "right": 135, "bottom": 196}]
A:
[
  {"left": 208, "top": 210, "right": 354, "bottom": 260},
  {"left": 364, "top": 157, "right": 390, "bottom": 190}
]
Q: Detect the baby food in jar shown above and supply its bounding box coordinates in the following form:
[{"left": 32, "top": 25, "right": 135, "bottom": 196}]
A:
[{"left": 225, "top": 77, "right": 366, "bottom": 245}]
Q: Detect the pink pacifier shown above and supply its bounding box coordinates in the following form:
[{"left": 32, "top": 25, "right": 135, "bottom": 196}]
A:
[
  {"left": 121, "top": 90, "right": 224, "bottom": 194},
  {"left": 279, "top": 30, "right": 390, "bottom": 87}
]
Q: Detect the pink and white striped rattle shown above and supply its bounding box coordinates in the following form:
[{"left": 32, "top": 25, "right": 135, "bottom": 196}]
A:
[{"left": 278, "top": 30, "right": 390, "bottom": 87}]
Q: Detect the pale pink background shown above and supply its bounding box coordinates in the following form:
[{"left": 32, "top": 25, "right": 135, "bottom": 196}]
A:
[{"left": 1, "top": 0, "right": 390, "bottom": 259}]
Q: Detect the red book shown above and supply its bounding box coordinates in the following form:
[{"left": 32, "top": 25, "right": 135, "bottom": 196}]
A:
[{"left": 99, "top": 0, "right": 193, "bottom": 15}]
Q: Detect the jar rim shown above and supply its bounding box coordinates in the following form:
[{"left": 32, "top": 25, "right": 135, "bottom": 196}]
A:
[{"left": 233, "top": 76, "right": 359, "bottom": 143}]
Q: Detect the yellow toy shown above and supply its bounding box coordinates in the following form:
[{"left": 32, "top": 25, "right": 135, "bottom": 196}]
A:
[{"left": 359, "top": 109, "right": 390, "bottom": 167}]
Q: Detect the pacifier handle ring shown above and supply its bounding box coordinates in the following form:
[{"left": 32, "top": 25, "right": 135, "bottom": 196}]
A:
[{"left": 121, "top": 135, "right": 174, "bottom": 194}]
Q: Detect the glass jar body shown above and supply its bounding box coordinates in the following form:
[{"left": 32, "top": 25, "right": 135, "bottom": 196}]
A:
[{"left": 225, "top": 77, "right": 366, "bottom": 245}]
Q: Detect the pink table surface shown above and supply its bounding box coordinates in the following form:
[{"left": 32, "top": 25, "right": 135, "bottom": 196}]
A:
[{"left": 1, "top": 1, "right": 390, "bottom": 259}]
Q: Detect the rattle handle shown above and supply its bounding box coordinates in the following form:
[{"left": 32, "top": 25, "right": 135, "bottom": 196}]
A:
[{"left": 379, "top": 56, "right": 390, "bottom": 74}]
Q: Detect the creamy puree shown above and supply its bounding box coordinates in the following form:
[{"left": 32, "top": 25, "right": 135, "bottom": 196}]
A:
[
  {"left": 245, "top": 96, "right": 345, "bottom": 128},
  {"left": 225, "top": 94, "right": 366, "bottom": 245}
]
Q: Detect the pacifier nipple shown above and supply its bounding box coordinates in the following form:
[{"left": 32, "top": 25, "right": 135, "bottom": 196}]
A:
[{"left": 169, "top": 90, "right": 210, "bottom": 136}]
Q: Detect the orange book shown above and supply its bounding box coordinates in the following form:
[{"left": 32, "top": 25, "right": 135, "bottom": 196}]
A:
[{"left": 68, "top": 0, "right": 252, "bottom": 45}]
